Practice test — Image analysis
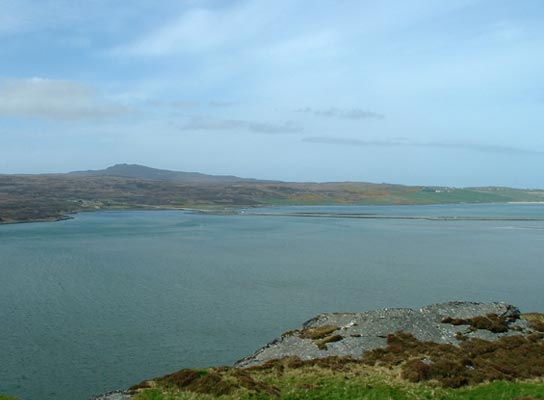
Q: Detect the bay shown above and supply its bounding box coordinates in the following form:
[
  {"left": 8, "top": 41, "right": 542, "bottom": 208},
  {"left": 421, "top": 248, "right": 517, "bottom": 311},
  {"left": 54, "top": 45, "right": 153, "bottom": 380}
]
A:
[{"left": 1, "top": 204, "right": 543, "bottom": 400}]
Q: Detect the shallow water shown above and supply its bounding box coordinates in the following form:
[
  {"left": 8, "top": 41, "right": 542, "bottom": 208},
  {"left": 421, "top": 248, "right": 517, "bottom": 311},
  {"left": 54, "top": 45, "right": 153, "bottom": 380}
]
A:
[{"left": 1, "top": 204, "right": 543, "bottom": 400}]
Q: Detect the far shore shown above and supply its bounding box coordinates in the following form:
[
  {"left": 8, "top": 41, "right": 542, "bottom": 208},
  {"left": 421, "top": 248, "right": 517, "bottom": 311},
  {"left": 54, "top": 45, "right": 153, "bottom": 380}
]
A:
[{"left": 2, "top": 202, "right": 544, "bottom": 226}]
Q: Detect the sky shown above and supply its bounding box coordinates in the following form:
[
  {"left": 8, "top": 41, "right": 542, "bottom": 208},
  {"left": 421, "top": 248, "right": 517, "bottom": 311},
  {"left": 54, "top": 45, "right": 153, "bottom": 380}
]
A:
[{"left": 1, "top": 0, "right": 543, "bottom": 187}]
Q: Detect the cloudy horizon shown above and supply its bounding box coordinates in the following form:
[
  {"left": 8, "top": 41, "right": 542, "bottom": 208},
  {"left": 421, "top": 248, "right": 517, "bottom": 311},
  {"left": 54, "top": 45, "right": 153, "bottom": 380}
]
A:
[{"left": 1, "top": 0, "right": 543, "bottom": 187}]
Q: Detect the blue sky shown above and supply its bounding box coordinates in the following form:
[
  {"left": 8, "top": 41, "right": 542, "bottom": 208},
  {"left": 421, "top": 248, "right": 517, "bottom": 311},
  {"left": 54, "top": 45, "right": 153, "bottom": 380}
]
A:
[{"left": 1, "top": 0, "right": 543, "bottom": 187}]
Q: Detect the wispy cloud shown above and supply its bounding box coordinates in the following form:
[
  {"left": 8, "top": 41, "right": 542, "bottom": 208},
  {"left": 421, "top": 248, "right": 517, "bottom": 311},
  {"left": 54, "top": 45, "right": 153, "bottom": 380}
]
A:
[
  {"left": 182, "top": 116, "right": 302, "bottom": 134},
  {"left": 0, "top": 78, "right": 131, "bottom": 120},
  {"left": 171, "top": 100, "right": 199, "bottom": 108},
  {"left": 0, "top": 1, "right": 138, "bottom": 36},
  {"left": 151, "top": 100, "right": 237, "bottom": 108},
  {"left": 249, "top": 121, "right": 301, "bottom": 134},
  {"left": 114, "top": 8, "right": 212, "bottom": 55},
  {"left": 303, "top": 136, "right": 541, "bottom": 155},
  {"left": 296, "top": 107, "right": 385, "bottom": 120},
  {"left": 183, "top": 117, "right": 243, "bottom": 130},
  {"left": 113, "top": 3, "right": 268, "bottom": 56},
  {"left": 209, "top": 101, "right": 236, "bottom": 108},
  {"left": 149, "top": 100, "right": 200, "bottom": 108}
]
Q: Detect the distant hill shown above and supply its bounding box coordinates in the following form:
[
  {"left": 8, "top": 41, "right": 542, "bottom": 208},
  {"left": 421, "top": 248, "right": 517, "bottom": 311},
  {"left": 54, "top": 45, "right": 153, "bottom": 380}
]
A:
[
  {"left": 68, "top": 163, "right": 262, "bottom": 184},
  {"left": 2, "top": 164, "right": 544, "bottom": 224}
]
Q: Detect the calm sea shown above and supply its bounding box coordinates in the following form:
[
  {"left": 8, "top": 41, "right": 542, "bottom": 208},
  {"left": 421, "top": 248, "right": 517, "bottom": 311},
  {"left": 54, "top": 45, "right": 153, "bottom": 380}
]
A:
[{"left": 1, "top": 204, "right": 543, "bottom": 400}]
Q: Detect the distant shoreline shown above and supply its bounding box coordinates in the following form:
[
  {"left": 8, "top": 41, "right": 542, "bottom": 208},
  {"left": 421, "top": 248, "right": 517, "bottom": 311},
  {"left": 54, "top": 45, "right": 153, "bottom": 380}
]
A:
[
  {"left": 0, "top": 215, "right": 73, "bottom": 225},
  {"left": 2, "top": 167, "right": 544, "bottom": 226},
  {"left": 2, "top": 203, "right": 544, "bottom": 226},
  {"left": 232, "top": 211, "right": 544, "bottom": 222}
]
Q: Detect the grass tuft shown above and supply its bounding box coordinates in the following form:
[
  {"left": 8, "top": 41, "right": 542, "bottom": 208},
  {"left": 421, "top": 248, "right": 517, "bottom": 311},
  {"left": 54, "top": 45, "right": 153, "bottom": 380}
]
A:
[
  {"left": 441, "top": 313, "right": 512, "bottom": 333},
  {"left": 131, "top": 332, "right": 544, "bottom": 399},
  {"left": 315, "top": 334, "right": 344, "bottom": 350},
  {"left": 362, "top": 332, "right": 544, "bottom": 387},
  {"left": 297, "top": 325, "right": 340, "bottom": 340},
  {"left": 132, "top": 367, "right": 279, "bottom": 398},
  {"left": 522, "top": 313, "right": 544, "bottom": 332}
]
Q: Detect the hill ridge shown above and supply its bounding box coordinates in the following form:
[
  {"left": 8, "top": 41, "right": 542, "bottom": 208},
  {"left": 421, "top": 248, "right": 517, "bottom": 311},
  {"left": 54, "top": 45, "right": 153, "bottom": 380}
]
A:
[{"left": 68, "top": 163, "right": 263, "bottom": 184}]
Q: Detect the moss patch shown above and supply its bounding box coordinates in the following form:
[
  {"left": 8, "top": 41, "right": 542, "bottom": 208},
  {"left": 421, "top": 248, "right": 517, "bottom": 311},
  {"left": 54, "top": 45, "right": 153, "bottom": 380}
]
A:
[
  {"left": 131, "top": 332, "right": 544, "bottom": 399},
  {"left": 315, "top": 334, "right": 343, "bottom": 350},
  {"left": 522, "top": 313, "right": 544, "bottom": 332},
  {"left": 288, "top": 324, "right": 344, "bottom": 349},
  {"left": 132, "top": 367, "right": 544, "bottom": 400},
  {"left": 362, "top": 331, "right": 544, "bottom": 387},
  {"left": 131, "top": 367, "right": 279, "bottom": 398},
  {"left": 297, "top": 325, "right": 340, "bottom": 340},
  {"left": 441, "top": 313, "right": 513, "bottom": 333}
]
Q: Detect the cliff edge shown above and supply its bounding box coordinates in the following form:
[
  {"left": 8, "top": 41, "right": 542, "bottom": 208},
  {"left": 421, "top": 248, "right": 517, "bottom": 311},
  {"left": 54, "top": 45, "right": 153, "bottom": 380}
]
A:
[{"left": 96, "top": 301, "right": 544, "bottom": 399}]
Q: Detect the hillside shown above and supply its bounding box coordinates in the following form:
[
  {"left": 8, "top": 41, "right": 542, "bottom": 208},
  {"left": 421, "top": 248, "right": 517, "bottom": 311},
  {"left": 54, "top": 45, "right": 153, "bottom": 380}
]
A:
[
  {"left": 68, "top": 163, "right": 263, "bottom": 184},
  {"left": 1, "top": 164, "right": 544, "bottom": 224},
  {"left": 96, "top": 302, "right": 544, "bottom": 400}
]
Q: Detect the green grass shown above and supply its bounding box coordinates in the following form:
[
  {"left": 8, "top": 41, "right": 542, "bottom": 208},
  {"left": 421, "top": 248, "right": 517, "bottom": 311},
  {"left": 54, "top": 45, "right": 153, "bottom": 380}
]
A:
[
  {"left": 131, "top": 374, "right": 544, "bottom": 400},
  {"left": 264, "top": 187, "right": 544, "bottom": 207},
  {"left": 130, "top": 331, "right": 544, "bottom": 400},
  {"left": 0, "top": 395, "right": 17, "bottom": 400}
]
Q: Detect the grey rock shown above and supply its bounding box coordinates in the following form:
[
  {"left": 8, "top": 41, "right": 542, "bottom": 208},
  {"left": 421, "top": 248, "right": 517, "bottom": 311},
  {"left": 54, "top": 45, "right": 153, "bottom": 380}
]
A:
[
  {"left": 94, "top": 301, "right": 537, "bottom": 397},
  {"left": 235, "top": 301, "right": 526, "bottom": 368},
  {"left": 92, "top": 390, "right": 132, "bottom": 400},
  {"left": 420, "top": 301, "right": 520, "bottom": 321}
]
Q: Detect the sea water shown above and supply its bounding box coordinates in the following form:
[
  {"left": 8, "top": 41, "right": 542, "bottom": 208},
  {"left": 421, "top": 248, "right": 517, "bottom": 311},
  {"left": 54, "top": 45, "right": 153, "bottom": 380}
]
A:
[{"left": 1, "top": 204, "right": 543, "bottom": 400}]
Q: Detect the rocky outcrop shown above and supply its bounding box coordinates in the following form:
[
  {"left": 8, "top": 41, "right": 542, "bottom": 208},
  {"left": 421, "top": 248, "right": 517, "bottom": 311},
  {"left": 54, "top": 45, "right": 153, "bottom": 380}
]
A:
[
  {"left": 95, "top": 301, "right": 540, "bottom": 398},
  {"left": 93, "top": 390, "right": 132, "bottom": 400},
  {"left": 235, "top": 301, "right": 530, "bottom": 368}
]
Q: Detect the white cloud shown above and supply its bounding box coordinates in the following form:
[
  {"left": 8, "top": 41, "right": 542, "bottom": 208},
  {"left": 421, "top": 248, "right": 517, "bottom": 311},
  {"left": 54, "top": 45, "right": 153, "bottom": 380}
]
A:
[{"left": 0, "top": 78, "right": 132, "bottom": 120}]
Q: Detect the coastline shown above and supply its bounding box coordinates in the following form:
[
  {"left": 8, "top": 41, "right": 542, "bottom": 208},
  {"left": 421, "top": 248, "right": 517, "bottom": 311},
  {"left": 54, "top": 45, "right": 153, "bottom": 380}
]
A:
[
  {"left": 234, "top": 211, "right": 544, "bottom": 222},
  {"left": 94, "top": 301, "right": 544, "bottom": 400},
  {"left": 2, "top": 202, "right": 544, "bottom": 226},
  {"left": 0, "top": 215, "right": 73, "bottom": 225}
]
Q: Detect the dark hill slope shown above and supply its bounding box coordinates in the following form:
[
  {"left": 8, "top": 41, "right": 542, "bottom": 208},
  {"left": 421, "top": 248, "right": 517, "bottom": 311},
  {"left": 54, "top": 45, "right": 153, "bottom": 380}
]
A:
[
  {"left": 68, "top": 163, "right": 265, "bottom": 184},
  {"left": 2, "top": 164, "right": 544, "bottom": 224}
]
